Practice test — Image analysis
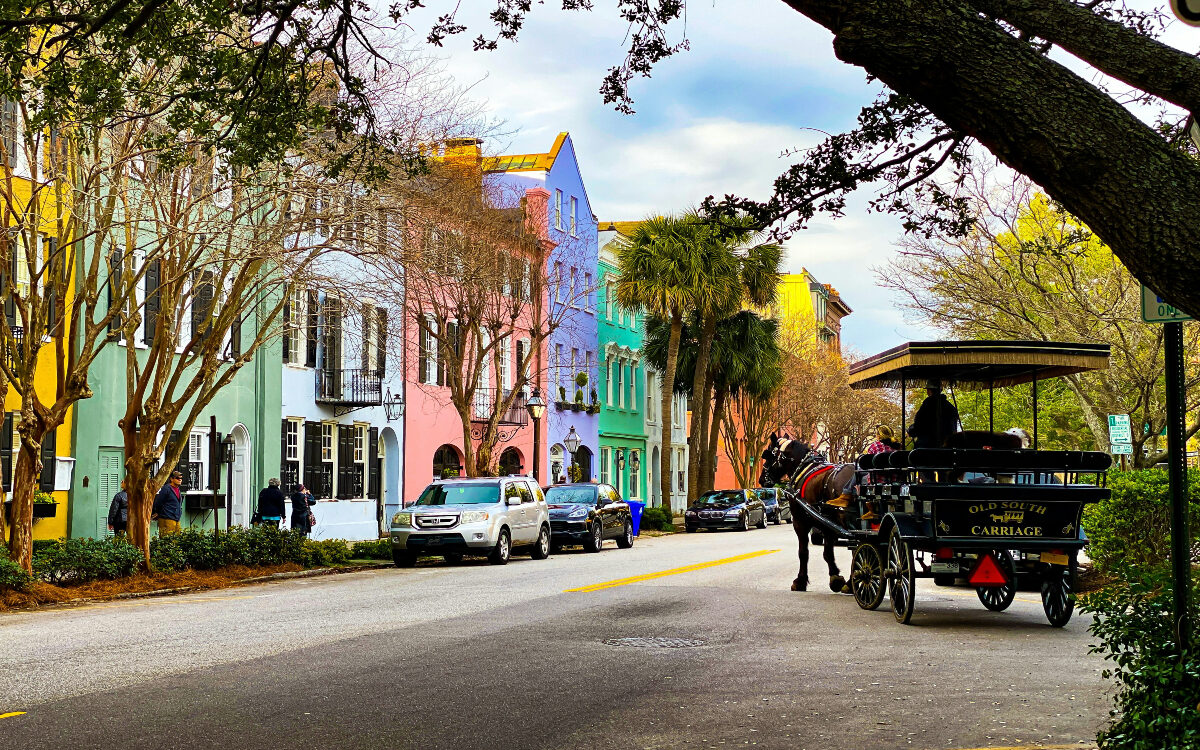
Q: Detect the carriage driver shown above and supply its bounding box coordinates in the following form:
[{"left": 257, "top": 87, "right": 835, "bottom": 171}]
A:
[{"left": 908, "top": 380, "right": 960, "bottom": 449}]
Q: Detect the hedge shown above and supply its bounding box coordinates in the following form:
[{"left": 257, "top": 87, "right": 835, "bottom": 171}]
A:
[{"left": 1082, "top": 469, "right": 1200, "bottom": 574}]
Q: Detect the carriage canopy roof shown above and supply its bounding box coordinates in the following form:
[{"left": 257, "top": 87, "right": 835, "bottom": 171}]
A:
[{"left": 847, "top": 340, "right": 1110, "bottom": 390}]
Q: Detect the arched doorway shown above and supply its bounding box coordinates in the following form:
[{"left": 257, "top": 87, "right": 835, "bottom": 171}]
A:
[
  {"left": 230, "top": 424, "right": 251, "bottom": 527},
  {"left": 499, "top": 447, "right": 523, "bottom": 476},
  {"left": 433, "top": 444, "right": 462, "bottom": 479},
  {"left": 651, "top": 446, "right": 661, "bottom": 507},
  {"left": 381, "top": 427, "right": 400, "bottom": 523},
  {"left": 549, "top": 444, "right": 565, "bottom": 484},
  {"left": 574, "top": 445, "right": 593, "bottom": 483}
]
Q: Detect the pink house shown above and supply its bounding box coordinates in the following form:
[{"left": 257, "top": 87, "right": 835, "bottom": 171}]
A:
[{"left": 402, "top": 146, "right": 552, "bottom": 503}]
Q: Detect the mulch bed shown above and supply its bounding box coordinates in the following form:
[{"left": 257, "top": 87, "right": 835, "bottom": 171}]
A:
[{"left": 0, "top": 563, "right": 306, "bottom": 611}]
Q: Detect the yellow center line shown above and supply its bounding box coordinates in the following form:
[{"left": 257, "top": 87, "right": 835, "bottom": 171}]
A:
[
  {"left": 565, "top": 550, "right": 780, "bottom": 593},
  {"left": 0, "top": 712, "right": 26, "bottom": 720}
]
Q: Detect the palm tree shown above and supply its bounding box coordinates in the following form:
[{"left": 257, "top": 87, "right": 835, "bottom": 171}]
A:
[
  {"left": 705, "top": 312, "right": 782, "bottom": 492},
  {"left": 684, "top": 220, "right": 781, "bottom": 501},
  {"left": 613, "top": 215, "right": 715, "bottom": 514}
]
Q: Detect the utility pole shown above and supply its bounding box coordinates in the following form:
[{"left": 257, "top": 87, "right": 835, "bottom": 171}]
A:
[{"left": 1164, "top": 321, "right": 1191, "bottom": 650}]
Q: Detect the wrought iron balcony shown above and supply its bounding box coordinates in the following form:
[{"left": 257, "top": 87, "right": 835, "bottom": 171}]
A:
[
  {"left": 471, "top": 387, "right": 529, "bottom": 425},
  {"left": 315, "top": 368, "right": 383, "bottom": 406}
]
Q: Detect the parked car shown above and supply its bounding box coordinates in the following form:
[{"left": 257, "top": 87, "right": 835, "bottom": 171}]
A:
[
  {"left": 389, "top": 477, "right": 551, "bottom": 567},
  {"left": 684, "top": 489, "right": 767, "bottom": 532},
  {"left": 544, "top": 483, "right": 634, "bottom": 552},
  {"left": 755, "top": 488, "right": 792, "bottom": 525}
]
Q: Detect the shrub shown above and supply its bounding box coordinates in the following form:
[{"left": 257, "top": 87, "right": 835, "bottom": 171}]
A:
[
  {"left": 640, "top": 506, "right": 674, "bottom": 532},
  {"left": 0, "top": 553, "right": 31, "bottom": 591},
  {"left": 300, "top": 538, "right": 351, "bottom": 567},
  {"left": 1082, "top": 565, "right": 1200, "bottom": 749},
  {"left": 33, "top": 491, "right": 54, "bottom": 504},
  {"left": 33, "top": 537, "right": 142, "bottom": 584},
  {"left": 1083, "top": 469, "right": 1200, "bottom": 574},
  {"left": 149, "top": 533, "right": 187, "bottom": 573},
  {"left": 352, "top": 538, "right": 392, "bottom": 560}
]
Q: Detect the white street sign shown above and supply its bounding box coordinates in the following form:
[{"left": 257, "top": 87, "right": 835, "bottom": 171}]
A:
[
  {"left": 1142, "top": 285, "right": 1194, "bottom": 323},
  {"left": 1108, "top": 414, "right": 1132, "bottom": 443},
  {"left": 1110, "top": 442, "right": 1133, "bottom": 456}
]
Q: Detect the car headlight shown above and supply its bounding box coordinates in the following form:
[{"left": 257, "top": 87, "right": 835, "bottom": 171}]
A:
[
  {"left": 391, "top": 511, "right": 412, "bottom": 527},
  {"left": 460, "top": 510, "right": 489, "bottom": 524},
  {"left": 568, "top": 507, "right": 589, "bottom": 519},
  {"left": 685, "top": 510, "right": 697, "bottom": 516},
  {"left": 725, "top": 507, "right": 744, "bottom": 516}
]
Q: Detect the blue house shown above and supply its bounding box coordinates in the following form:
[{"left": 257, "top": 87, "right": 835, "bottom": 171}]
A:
[{"left": 486, "top": 133, "right": 600, "bottom": 483}]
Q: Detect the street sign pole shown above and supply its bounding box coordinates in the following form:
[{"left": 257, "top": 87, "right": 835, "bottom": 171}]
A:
[{"left": 1164, "top": 320, "right": 1192, "bottom": 651}]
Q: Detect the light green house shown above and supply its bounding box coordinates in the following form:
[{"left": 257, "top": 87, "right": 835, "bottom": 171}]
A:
[{"left": 596, "top": 228, "right": 649, "bottom": 502}]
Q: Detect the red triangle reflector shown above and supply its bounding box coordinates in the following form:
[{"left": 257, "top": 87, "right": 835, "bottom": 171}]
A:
[{"left": 969, "top": 554, "right": 1009, "bottom": 587}]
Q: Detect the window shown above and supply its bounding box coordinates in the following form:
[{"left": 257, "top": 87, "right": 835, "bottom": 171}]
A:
[
  {"left": 646, "top": 372, "right": 656, "bottom": 421},
  {"left": 419, "top": 315, "right": 438, "bottom": 385},
  {"left": 584, "top": 273, "right": 593, "bottom": 311},
  {"left": 554, "top": 343, "right": 564, "bottom": 397},
  {"left": 554, "top": 189, "right": 563, "bottom": 230},
  {"left": 354, "top": 424, "right": 365, "bottom": 463},
  {"left": 569, "top": 196, "right": 577, "bottom": 236},
  {"left": 499, "top": 337, "right": 512, "bottom": 393},
  {"left": 673, "top": 395, "right": 683, "bottom": 428},
  {"left": 517, "top": 338, "right": 531, "bottom": 394},
  {"left": 284, "top": 287, "right": 304, "bottom": 364},
  {"left": 629, "top": 455, "right": 639, "bottom": 498},
  {"left": 550, "top": 444, "right": 564, "bottom": 484},
  {"left": 616, "top": 359, "right": 624, "bottom": 409},
  {"left": 555, "top": 262, "right": 565, "bottom": 303},
  {"left": 285, "top": 420, "right": 300, "bottom": 461},
  {"left": 630, "top": 364, "right": 637, "bottom": 412},
  {"left": 569, "top": 267, "right": 577, "bottom": 306},
  {"left": 600, "top": 447, "right": 610, "bottom": 485},
  {"left": 570, "top": 348, "right": 578, "bottom": 396},
  {"left": 361, "top": 302, "right": 376, "bottom": 374},
  {"left": 605, "top": 356, "right": 614, "bottom": 406},
  {"left": 321, "top": 423, "right": 334, "bottom": 462}
]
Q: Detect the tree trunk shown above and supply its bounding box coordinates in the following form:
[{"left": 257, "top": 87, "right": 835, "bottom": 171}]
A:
[
  {"left": 8, "top": 437, "right": 41, "bottom": 573},
  {"left": 124, "top": 447, "right": 156, "bottom": 566},
  {"left": 686, "top": 314, "right": 718, "bottom": 501},
  {"left": 702, "top": 385, "right": 727, "bottom": 493},
  {"left": 658, "top": 312, "right": 683, "bottom": 513},
  {"left": 781, "top": 0, "right": 1200, "bottom": 319}
]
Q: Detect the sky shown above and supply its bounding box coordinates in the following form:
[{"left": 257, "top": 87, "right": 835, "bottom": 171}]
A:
[{"left": 393, "top": 2, "right": 957, "bottom": 356}]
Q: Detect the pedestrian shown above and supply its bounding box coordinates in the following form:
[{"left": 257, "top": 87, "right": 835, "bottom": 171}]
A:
[
  {"left": 107, "top": 479, "right": 129, "bottom": 536},
  {"left": 257, "top": 478, "right": 287, "bottom": 528},
  {"left": 151, "top": 470, "right": 184, "bottom": 534},
  {"left": 290, "top": 483, "right": 317, "bottom": 536}
]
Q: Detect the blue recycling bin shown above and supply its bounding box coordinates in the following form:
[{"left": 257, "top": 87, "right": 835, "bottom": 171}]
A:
[{"left": 626, "top": 500, "right": 646, "bottom": 536}]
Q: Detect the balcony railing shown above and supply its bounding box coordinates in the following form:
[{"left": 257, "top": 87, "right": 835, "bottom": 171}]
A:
[
  {"left": 315, "top": 368, "right": 384, "bottom": 406},
  {"left": 471, "top": 387, "right": 529, "bottom": 425}
]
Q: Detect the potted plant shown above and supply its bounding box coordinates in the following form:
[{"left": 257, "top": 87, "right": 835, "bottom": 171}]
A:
[
  {"left": 575, "top": 371, "right": 589, "bottom": 389},
  {"left": 571, "top": 389, "right": 585, "bottom": 411},
  {"left": 32, "top": 491, "right": 57, "bottom": 519}
]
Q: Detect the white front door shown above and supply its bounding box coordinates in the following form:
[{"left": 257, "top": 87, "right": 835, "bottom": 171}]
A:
[{"left": 230, "top": 426, "right": 251, "bottom": 526}]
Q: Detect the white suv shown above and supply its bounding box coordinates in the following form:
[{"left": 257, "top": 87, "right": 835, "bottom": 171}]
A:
[{"left": 390, "top": 476, "right": 551, "bottom": 567}]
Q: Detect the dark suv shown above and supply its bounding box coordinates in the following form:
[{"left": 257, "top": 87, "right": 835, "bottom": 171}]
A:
[
  {"left": 544, "top": 483, "right": 634, "bottom": 552},
  {"left": 755, "top": 488, "right": 792, "bottom": 525}
]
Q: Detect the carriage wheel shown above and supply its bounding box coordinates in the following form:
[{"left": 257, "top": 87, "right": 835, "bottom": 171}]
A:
[
  {"left": 851, "top": 543, "right": 886, "bottom": 611},
  {"left": 976, "top": 549, "right": 1017, "bottom": 612},
  {"left": 887, "top": 529, "right": 916, "bottom": 624},
  {"left": 1041, "top": 552, "right": 1077, "bottom": 628}
]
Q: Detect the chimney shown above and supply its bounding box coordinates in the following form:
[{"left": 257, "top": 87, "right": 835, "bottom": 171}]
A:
[
  {"left": 523, "top": 187, "right": 551, "bottom": 242},
  {"left": 444, "top": 137, "right": 483, "bottom": 168}
]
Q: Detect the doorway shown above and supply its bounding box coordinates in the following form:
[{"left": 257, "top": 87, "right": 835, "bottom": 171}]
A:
[
  {"left": 574, "top": 445, "right": 593, "bottom": 483},
  {"left": 499, "top": 447, "right": 523, "bottom": 476},
  {"left": 230, "top": 424, "right": 251, "bottom": 527}
]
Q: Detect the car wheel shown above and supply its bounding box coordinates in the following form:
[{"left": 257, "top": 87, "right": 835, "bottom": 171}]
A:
[
  {"left": 442, "top": 552, "right": 464, "bottom": 564},
  {"left": 616, "top": 519, "right": 634, "bottom": 548},
  {"left": 738, "top": 514, "right": 750, "bottom": 532},
  {"left": 584, "top": 522, "right": 604, "bottom": 552},
  {"left": 773, "top": 512, "right": 782, "bottom": 525},
  {"left": 488, "top": 528, "right": 511, "bottom": 565},
  {"left": 392, "top": 550, "right": 417, "bottom": 568},
  {"left": 530, "top": 525, "right": 551, "bottom": 559},
  {"left": 755, "top": 510, "right": 768, "bottom": 529}
]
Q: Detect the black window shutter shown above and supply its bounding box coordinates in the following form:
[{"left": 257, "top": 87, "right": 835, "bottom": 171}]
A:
[
  {"left": 368, "top": 427, "right": 380, "bottom": 499},
  {"left": 39, "top": 427, "right": 56, "bottom": 491},
  {"left": 229, "top": 313, "right": 241, "bottom": 358},
  {"left": 282, "top": 294, "right": 291, "bottom": 363},
  {"left": 436, "top": 319, "right": 447, "bottom": 387},
  {"left": 361, "top": 305, "right": 371, "bottom": 373},
  {"left": 143, "top": 259, "right": 160, "bottom": 345},
  {"left": 1, "top": 412, "right": 11, "bottom": 493},
  {"left": 3, "top": 230, "right": 16, "bottom": 327},
  {"left": 305, "top": 289, "right": 318, "bottom": 368},
  {"left": 376, "top": 308, "right": 387, "bottom": 375},
  {"left": 191, "top": 272, "right": 215, "bottom": 345},
  {"left": 167, "top": 430, "right": 190, "bottom": 492},
  {"left": 303, "top": 421, "right": 321, "bottom": 496},
  {"left": 45, "top": 237, "right": 58, "bottom": 335},
  {"left": 418, "top": 322, "right": 429, "bottom": 384},
  {"left": 337, "top": 425, "right": 353, "bottom": 499},
  {"left": 209, "top": 432, "right": 221, "bottom": 491},
  {"left": 280, "top": 418, "right": 289, "bottom": 474},
  {"left": 107, "top": 246, "right": 122, "bottom": 334}
]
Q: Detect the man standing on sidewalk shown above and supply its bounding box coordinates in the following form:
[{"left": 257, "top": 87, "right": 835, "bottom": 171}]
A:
[{"left": 152, "top": 471, "right": 184, "bottom": 534}]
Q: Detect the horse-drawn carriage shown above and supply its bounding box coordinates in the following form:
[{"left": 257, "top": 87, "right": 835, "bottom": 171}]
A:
[{"left": 763, "top": 340, "right": 1113, "bottom": 627}]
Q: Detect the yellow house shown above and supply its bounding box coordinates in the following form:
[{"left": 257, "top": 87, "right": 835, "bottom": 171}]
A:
[
  {"left": 1, "top": 96, "right": 75, "bottom": 541},
  {"left": 765, "top": 269, "right": 851, "bottom": 354}
]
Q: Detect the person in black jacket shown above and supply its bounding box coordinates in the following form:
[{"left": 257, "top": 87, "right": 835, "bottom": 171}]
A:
[
  {"left": 290, "top": 483, "right": 316, "bottom": 536},
  {"left": 908, "top": 380, "right": 960, "bottom": 449},
  {"left": 107, "top": 479, "right": 129, "bottom": 536},
  {"left": 257, "top": 478, "right": 287, "bottom": 528}
]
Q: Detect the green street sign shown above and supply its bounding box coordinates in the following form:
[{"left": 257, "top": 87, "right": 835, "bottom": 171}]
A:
[
  {"left": 1142, "top": 285, "right": 1194, "bottom": 323},
  {"left": 1108, "top": 414, "right": 1132, "bottom": 443},
  {"left": 1110, "top": 442, "right": 1133, "bottom": 456}
]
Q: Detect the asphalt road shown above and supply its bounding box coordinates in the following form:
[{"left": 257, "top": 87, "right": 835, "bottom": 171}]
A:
[{"left": 0, "top": 524, "right": 1109, "bottom": 749}]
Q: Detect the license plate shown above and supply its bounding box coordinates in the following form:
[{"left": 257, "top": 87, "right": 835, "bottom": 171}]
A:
[
  {"left": 931, "top": 562, "right": 959, "bottom": 574},
  {"left": 424, "top": 537, "right": 441, "bottom": 546},
  {"left": 1041, "top": 552, "right": 1068, "bottom": 566}
]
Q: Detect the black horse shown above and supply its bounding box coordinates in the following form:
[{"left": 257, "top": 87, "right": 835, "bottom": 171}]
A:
[{"left": 759, "top": 433, "right": 852, "bottom": 593}]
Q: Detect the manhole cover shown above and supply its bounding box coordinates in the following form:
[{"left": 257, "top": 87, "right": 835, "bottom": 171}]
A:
[{"left": 603, "top": 637, "right": 707, "bottom": 648}]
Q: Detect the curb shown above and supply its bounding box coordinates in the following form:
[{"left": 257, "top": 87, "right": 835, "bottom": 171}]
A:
[{"left": 61, "top": 562, "right": 394, "bottom": 606}]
